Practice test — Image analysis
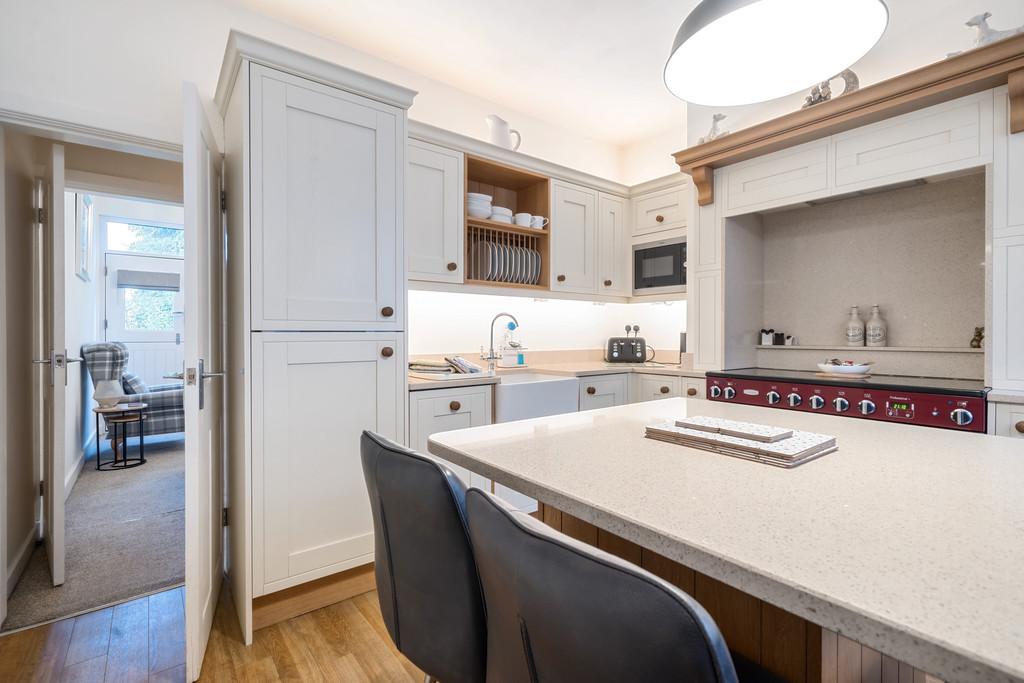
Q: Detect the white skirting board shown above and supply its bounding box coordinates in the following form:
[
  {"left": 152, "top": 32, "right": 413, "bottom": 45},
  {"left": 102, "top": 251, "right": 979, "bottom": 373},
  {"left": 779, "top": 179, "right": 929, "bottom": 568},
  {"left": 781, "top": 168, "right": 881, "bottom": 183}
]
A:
[{"left": 6, "top": 526, "right": 37, "bottom": 598}]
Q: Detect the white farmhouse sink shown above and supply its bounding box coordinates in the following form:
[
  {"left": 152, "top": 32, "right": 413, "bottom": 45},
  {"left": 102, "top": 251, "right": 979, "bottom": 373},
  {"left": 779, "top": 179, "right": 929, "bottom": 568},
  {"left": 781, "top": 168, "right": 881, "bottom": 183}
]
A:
[{"left": 493, "top": 373, "right": 580, "bottom": 514}]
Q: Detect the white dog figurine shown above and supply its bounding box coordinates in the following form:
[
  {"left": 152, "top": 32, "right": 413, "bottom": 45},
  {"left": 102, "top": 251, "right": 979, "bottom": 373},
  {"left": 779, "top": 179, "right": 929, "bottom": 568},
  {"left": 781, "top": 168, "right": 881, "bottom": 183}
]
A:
[
  {"left": 967, "top": 12, "right": 1024, "bottom": 48},
  {"left": 698, "top": 113, "right": 729, "bottom": 145}
]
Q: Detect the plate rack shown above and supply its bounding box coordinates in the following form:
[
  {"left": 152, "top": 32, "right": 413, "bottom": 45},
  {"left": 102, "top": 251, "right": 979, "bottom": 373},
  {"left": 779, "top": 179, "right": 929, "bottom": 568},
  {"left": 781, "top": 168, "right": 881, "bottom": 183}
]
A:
[{"left": 466, "top": 224, "right": 547, "bottom": 288}]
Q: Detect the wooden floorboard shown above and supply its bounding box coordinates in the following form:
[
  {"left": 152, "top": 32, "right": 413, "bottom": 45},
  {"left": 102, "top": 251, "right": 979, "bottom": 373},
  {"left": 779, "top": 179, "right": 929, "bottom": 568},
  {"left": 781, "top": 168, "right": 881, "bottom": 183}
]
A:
[{"left": 1, "top": 581, "right": 419, "bottom": 682}]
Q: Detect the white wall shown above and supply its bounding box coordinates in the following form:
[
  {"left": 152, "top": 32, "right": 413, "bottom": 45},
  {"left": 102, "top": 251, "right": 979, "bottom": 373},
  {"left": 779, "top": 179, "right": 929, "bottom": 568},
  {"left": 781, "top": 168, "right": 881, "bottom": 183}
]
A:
[
  {"left": 408, "top": 290, "right": 686, "bottom": 358},
  {"left": 620, "top": 125, "right": 688, "bottom": 187},
  {"left": 0, "top": 0, "right": 623, "bottom": 181}
]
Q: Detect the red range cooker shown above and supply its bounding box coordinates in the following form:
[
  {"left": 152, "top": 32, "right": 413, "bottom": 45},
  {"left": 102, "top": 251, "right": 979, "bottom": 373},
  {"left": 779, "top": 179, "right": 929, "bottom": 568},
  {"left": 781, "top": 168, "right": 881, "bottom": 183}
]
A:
[{"left": 705, "top": 368, "right": 989, "bottom": 433}]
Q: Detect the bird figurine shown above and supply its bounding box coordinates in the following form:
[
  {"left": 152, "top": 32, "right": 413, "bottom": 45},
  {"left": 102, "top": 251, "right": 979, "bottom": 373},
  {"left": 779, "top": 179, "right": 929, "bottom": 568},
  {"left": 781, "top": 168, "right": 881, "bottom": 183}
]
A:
[{"left": 966, "top": 12, "right": 1024, "bottom": 48}]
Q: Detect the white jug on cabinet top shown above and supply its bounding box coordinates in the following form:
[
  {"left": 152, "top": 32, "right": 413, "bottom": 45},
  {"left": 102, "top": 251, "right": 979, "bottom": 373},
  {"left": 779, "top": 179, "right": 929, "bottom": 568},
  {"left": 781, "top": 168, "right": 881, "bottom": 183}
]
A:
[{"left": 485, "top": 115, "right": 521, "bottom": 151}]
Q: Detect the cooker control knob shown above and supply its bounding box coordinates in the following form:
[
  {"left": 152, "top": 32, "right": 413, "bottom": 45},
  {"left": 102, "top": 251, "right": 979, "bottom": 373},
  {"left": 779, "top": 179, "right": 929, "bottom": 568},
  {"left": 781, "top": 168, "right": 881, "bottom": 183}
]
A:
[
  {"left": 809, "top": 395, "right": 825, "bottom": 410},
  {"left": 858, "top": 399, "right": 876, "bottom": 415},
  {"left": 950, "top": 408, "right": 974, "bottom": 426},
  {"left": 787, "top": 392, "right": 802, "bottom": 407},
  {"left": 723, "top": 386, "right": 736, "bottom": 400},
  {"left": 833, "top": 397, "right": 850, "bottom": 412},
  {"left": 709, "top": 385, "right": 722, "bottom": 399},
  {"left": 766, "top": 391, "right": 781, "bottom": 405}
]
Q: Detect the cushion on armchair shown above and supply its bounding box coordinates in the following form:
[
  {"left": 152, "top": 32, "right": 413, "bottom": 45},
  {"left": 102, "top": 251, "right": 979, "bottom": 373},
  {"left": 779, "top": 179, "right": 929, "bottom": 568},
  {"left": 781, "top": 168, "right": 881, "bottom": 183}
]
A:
[{"left": 122, "top": 372, "right": 147, "bottom": 395}]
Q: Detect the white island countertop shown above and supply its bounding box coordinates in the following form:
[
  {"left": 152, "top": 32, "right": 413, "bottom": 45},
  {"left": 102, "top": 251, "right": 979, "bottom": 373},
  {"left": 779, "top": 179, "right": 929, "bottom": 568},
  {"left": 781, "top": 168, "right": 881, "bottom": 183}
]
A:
[{"left": 428, "top": 398, "right": 1024, "bottom": 683}]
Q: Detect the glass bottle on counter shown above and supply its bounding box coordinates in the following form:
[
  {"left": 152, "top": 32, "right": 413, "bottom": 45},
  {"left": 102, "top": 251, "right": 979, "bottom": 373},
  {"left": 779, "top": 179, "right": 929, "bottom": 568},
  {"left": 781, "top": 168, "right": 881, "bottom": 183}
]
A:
[
  {"left": 846, "top": 306, "right": 865, "bottom": 346},
  {"left": 866, "top": 304, "right": 887, "bottom": 347}
]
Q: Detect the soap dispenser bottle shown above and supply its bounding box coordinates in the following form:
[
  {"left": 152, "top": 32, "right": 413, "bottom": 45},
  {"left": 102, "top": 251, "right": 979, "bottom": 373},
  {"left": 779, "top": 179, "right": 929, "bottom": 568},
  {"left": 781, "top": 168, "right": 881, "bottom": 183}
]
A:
[
  {"left": 846, "top": 306, "right": 865, "bottom": 346},
  {"left": 866, "top": 305, "right": 887, "bottom": 347},
  {"left": 498, "top": 322, "right": 527, "bottom": 368}
]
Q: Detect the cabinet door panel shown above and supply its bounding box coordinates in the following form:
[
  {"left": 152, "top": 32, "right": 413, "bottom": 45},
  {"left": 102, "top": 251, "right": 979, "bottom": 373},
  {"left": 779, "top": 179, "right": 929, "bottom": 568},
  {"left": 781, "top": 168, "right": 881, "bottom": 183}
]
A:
[
  {"left": 683, "top": 378, "right": 706, "bottom": 399},
  {"left": 252, "top": 65, "right": 401, "bottom": 331},
  {"left": 724, "top": 141, "right": 829, "bottom": 216},
  {"left": 409, "top": 386, "right": 491, "bottom": 486},
  {"left": 253, "top": 332, "right": 403, "bottom": 595},
  {"left": 580, "top": 374, "right": 629, "bottom": 411},
  {"left": 632, "top": 375, "right": 681, "bottom": 403},
  {"left": 597, "top": 194, "right": 629, "bottom": 296},
  {"left": 407, "top": 141, "right": 464, "bottom": 283},
  {"left": 551, "top": 181, "right": 597, "bottom": 294},
  {"left": 633, "top": 186, "right": 688, "bottom": 236},
  {"left": 992, "top": 236, "right": 1024, "bottom": 391}
]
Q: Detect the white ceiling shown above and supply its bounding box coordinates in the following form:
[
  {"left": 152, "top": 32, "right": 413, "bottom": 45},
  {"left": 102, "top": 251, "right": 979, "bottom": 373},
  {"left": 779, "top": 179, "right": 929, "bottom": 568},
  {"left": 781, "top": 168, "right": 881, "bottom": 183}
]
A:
[{"left": 226, "top": 0, "right": 1024, "bottom": 146}]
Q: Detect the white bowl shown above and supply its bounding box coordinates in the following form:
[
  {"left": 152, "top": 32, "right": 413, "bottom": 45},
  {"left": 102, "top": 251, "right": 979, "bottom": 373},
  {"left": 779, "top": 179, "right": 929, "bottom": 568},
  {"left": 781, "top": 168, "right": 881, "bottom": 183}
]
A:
[
  {"left": 467, "top": 204, "right": 491, "bottom": 218},
  {"left": 490, "top": 206, "right": 513, "bottom": 216},
  {"left": 817, "top": 362, "right": 873, "bottom": 375},
  {"left": 467, "top": 192, "right": 492, "bottom": 202},
  {"left": 489, "top": 214, "right": 513, "bottom": 224}
]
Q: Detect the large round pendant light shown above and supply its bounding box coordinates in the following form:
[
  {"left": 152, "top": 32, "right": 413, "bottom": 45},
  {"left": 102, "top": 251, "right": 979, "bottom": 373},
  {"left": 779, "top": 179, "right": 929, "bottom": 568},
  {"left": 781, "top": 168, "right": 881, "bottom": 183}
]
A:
[{"left": 664, "top": 0, "right": 888, "bottom": 106}]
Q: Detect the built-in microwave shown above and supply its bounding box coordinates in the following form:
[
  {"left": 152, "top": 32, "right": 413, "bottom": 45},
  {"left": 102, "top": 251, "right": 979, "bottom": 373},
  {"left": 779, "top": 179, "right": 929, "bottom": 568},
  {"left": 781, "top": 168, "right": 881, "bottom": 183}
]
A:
[{"left": 633, "top": 238, "right": 686, "bottom": 296}]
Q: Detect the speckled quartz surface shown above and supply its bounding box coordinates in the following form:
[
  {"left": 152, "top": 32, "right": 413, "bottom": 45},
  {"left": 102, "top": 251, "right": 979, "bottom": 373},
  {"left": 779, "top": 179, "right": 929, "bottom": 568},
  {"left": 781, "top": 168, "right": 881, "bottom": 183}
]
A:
[
  {"left": 428, "top": 398, "right": 1024, "bottom": 683},
  {"left": 409, "top": 362, "right": 704, "bottom": 390}
]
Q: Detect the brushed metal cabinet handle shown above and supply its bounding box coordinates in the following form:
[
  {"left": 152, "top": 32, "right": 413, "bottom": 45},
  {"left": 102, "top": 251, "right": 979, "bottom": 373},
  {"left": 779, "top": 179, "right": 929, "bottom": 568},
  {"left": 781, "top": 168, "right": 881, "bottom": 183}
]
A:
[
  {"left": 381, "top": 347, "right": 394, "bottom": 358},
  {"left": 449, "top": 401, "right": 461, "bottom": 411}
]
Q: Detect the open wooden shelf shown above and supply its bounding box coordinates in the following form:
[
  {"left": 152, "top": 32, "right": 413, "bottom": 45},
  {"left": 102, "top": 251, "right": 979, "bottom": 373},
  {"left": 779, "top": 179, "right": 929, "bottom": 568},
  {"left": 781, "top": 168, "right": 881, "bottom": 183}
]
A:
[
  {"left": 464, "top": 279, "right": 549, "bottom": 291},
  {"left": 755, "top": 345, "right": 983, "bottom": 354},
  {"left": 466, "top": 216, "right": 550, "bottom": 237}
]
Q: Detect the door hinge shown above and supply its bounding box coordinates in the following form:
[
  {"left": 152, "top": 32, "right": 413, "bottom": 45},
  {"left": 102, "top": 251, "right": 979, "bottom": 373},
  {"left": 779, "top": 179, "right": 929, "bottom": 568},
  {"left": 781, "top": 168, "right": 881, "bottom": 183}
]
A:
[
  {"left": 222, "top": 507, "right": 229, "bottom": 527},
  {"left": 220, "top": 190, "right": 227, "bottom": 213},
  {"left": 39, "top": 480, "right": 44, "bottom": 496},
  {"left": 103, "top": 318, "right": 108, "bottom": 330},
  {"left": 36, "top": 207, "right": 45, "bottom": 224}
]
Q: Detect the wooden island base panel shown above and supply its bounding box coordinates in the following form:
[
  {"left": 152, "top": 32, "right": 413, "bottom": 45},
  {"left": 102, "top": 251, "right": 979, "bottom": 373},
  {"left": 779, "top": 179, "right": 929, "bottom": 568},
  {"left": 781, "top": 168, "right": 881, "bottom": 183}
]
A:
[{"left": 537, "top": 504, "right": 942, "bottom": 683}]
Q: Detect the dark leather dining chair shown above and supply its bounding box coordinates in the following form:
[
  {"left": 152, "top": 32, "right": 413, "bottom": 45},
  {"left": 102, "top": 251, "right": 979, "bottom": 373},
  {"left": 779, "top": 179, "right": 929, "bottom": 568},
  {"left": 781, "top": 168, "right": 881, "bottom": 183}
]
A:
[
  {"left": 360, "top": 431, "right": 487, "bottom": 683},
  {"left": 465, "top": 488, "right": 739, "bottom": 683}
]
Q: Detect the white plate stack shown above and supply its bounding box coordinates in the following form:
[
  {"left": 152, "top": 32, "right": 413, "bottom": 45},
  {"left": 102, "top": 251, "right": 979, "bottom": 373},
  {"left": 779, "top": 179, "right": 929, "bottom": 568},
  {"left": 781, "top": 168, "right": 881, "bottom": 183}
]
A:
[
  {"left": 467, "top": 192, "right": 492, "bottom": 218},
  {"left": 489, "top": 205, "right": 513, "bottom": 224}
]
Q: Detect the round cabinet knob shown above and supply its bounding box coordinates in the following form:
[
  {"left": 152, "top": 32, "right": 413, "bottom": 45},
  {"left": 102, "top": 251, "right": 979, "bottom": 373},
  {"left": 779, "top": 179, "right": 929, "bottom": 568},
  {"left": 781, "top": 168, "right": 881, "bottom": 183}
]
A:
[
  {"left": 660, "top": 386, "right": 671, "bottom": 394},
  {"left": 446, "top": 262, "right": 458, "bottom": 272},
  {"left": 381, "top": 306, "right": 394, "bottom": 317},
  {"left": 709, "top": 385, "right": 722, "bottom": 399},
  {"left": 687, "top": 388, "right": 698, "bottom": 397},
  {"left": 722, "top": 387, "right": 736, "bottom": 400},
  {"left": 787, "top": 392, "right": 802, "bottom": 407},
  {"left": 1016, "top": 421, "right": 1024, "bottom": 434},
  {"left": 950, "top": 408, "right": 974, "bottom": 426},
  {"left": 655, "top": 214, "right": 665, "bottom": 223},
  {"left": 380, "top": 346, "right": 394, "bottom": 358},
  {"left": 449, "top": 401, "right": 461, "bottom": 411},
  {"left": 604, "top": 279, "right": 612, "bottom": 287},
  {"left": 766, "top": 390, "right": 781, "bottom": 405},
  {"left": 557, "top": 274, "right": 566, "bottom": 282},
  {"left": 809, "top": 395, "right": 825, "bottom": 410},
  {"left": 858, "top": 399, "right": 876, "bottom": 416},
  {"left": 586, "top": 386, "right": 597, "bottom": 395},
  {"left": 833, "top": 397, "right": 850, "bottom": 413}
]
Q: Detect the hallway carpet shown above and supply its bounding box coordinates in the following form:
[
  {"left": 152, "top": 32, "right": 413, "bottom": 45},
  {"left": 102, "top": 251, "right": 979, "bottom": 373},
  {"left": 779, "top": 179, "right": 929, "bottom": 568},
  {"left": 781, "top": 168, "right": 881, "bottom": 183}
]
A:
[{"left": 2, "top": 435, "right": 185, "bottom": 632}]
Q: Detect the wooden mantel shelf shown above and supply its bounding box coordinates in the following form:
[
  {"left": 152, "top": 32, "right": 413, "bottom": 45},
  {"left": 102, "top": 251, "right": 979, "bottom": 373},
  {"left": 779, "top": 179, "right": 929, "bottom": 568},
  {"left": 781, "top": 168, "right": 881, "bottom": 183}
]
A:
[{"left": 674, "top": 33, "right": 1024, "bottom": 206}]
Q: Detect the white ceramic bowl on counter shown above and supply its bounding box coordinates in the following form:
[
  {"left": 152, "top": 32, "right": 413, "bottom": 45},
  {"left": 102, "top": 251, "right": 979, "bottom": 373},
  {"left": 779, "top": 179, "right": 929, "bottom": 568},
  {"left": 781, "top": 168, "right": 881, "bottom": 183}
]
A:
[{"left": 817, "top": 362, "right": 873, "bottom": 375}]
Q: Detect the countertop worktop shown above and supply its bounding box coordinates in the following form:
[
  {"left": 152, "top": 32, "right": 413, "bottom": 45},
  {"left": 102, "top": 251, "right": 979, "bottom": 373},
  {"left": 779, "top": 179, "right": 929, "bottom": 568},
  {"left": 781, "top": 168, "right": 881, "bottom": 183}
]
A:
[
  {"left": 428, "top": 398, "right": 1024, "bottom": 683},
  {"left": 409, "top": 362, "right": 705, "bottom": 390}
]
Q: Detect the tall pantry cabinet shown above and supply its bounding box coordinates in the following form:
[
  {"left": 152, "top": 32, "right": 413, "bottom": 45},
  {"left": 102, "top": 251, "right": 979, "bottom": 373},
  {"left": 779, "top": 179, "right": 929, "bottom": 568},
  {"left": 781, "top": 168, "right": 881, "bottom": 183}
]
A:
[{"left": 215, "top": 32, "right": 416, "bottom": 643}]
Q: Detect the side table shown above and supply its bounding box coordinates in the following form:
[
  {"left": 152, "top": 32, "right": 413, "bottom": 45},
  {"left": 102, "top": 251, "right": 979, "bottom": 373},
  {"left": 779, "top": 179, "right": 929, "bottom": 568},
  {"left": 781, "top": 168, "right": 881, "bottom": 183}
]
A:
[{"left": 93, "top": 402, "right": 148, "bottom": 471}]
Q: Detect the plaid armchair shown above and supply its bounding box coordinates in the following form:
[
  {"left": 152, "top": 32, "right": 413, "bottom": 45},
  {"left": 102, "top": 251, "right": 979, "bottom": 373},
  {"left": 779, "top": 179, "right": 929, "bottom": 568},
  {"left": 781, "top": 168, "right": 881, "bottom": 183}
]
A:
[{"left": 81, "top": 342, "right": 184, "bottom": 439}]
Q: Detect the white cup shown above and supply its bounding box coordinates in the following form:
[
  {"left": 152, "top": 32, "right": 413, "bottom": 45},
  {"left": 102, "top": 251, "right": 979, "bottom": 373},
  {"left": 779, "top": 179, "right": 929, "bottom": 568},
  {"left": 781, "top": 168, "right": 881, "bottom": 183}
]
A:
[
  {"left": 514, "top": 213, "right": 532, "bottom": 227},
  {"left": 530, "top": 215, "right": 549, "bottom": 229}
]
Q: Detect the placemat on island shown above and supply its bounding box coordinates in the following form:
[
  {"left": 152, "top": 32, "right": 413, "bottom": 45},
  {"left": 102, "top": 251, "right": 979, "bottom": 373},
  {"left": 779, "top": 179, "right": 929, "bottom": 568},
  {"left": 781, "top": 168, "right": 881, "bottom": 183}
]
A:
[
  {"left": 645, "top": 419, "right": 836, "bottom": 468},
  {"left": 675, "top": 416, "right": 793, "bottom": 442}
]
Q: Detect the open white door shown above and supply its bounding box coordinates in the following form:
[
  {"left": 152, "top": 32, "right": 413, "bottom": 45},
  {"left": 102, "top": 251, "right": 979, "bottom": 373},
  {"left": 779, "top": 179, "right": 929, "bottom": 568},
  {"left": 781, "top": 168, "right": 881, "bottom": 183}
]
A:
[
  {"left": 35, "top": 144, "right": 68, "bottom": 587},
  {"left": 183, "top": 83, "right": 225, "bottom": 681}
]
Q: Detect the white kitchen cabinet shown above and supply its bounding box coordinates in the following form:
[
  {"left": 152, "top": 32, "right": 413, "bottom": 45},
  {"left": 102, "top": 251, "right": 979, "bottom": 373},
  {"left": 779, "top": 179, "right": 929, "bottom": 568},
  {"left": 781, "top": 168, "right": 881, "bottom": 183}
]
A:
[
  {"left": 682, "top": 378, "right": 706, "bottom": 399},
  {"left": 251, "top": 332, "right": 404, "bottom": 596},
  {"left": 992, "top": 402, "right": 1024, "bottom": 439},
  {"left": 550, "top": 180, "right": 598, "bottom": 294},
  {"left": 633, "top": 185, "right": 689, "bottom": 237},
  {"left": 579, "top": 373, "right": 629, "bottom": 411},
  {"left": 409, "top": 385, "right": 492, "bottom": 489},
  {"left": 991, "top": 235, "right": 1024, "bottom": 391},
  {"left": 250, "top": 64, "right": 404, "bottom": 332},
  {"left": 597, "top": 194, "right": 629, "bottom": 296},
  {"left": 723, "top": 140, "right": 830, "bottom": 216},
  {"left": 407, "top": 140, "right": 464, "bottom": 283},
  {"left": 833, "top": 91, "right": 992, "bottom": 192},
  {"left": 631, "top": 374, "right": 682, "bottom": 403}
]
